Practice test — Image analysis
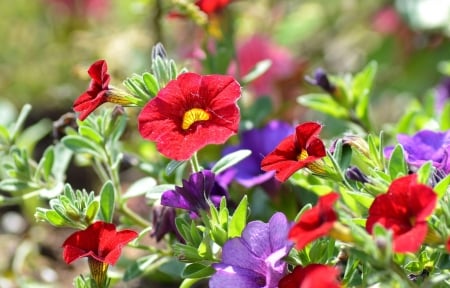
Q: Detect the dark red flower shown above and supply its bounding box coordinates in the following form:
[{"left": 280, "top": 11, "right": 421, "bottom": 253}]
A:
[
  {"left": 138, "top": 72, "right": 241, "bottom": 161},
  {"left": 289, "top": 192, "right": 339, "bottom": 250},
  {"left": 73, "top": 60, "right": 111, "bottom": 121},
  {"left": 261, "top": 122, "right": 326, "bottom": 182},
  {"left": 446, "top": 237, "right": 450, "bottom": 253},
  {"left": 366, "top": 174, "right": 437, "bottom": 253},
  {"left": 62, "top": 221, "right": 138, "bottom": 265},
  {"left": 196, "top": 0, "right": 231, "bottom": 15},
  {"left": 279, "top": 264, "right": 341, "bottom": 288}
]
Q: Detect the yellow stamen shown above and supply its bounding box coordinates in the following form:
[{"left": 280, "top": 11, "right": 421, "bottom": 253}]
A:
[
  {"left": 297, "top": 149, "right": 325, "bottom": 174},
  {"left": 182, "top": 108, "right": 210, "bottom": 130}
]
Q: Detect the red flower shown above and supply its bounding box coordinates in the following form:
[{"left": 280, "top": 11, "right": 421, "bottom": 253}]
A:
[
  {"left": 196, "top": 0, "right": 231, "bottom": 15},
  {"left": 289, "top": 192, "right": 339, "bottom": 250},
  {"left": 138, "top": 72, "right": 241, "bottom": 161},
  {"left": 62, "top": 221, "right": 138, "bottom": 265},
  {"left": 279, "top": 264, "right": 341, "bottom": 288},
  {"left": 261, "top": 122, "right": 326, "bottom": 182},
  {"left": 74, "top": 60, "right": 138, "bottom": 121},
  {"left": 73, "top": 60, "right": 111, "bottom": 121},
  {"left": 446, "top": 237, "right": 450, "bottom": 253},
  {"left": 366, "top": 174, "right": 437, "bottom": 253}
]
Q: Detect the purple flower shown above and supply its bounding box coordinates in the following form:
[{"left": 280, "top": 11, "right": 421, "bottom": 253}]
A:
[
  {"left": 209, "top": 212, "right": 293, "bottom": 288},
  {"left": 161, "top": 170, "right": 229, "bottom": 217},
  {"left": 305, "top": 68, "right": 336, "bottom": 94},
  {"left": 385, "top": 130, "right": 450, "bottom": 174},
  {"left": 435, "top": 77, "right": 450, "bottom": 112},
  {"left": 150, "top": 205, "right": 184, "bottom": 243},
  {"left": 222, "top": 120, "right": 293, "bottom": 188}
]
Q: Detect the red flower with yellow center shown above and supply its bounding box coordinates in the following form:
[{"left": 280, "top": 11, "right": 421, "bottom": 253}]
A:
[
  {"left": 261, "top": 122, "right": 326, "bottom": 182},
  {"left": 288, "top": 192, "right": 339, "bottom": 250},
  {"left": 366, "top": 174, "right": 437, "bottom": 253},
  {"left": 138, "top": 72, "right": 241, "bottom": 161}
]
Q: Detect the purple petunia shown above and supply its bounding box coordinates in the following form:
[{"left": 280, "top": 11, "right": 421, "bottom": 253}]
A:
[
  {"left": 209, "top": 212, "right": 293, "bottom": 288},
  {"left": 161, "top": 170, "right": 229, "bottom": 218},
  {"left": 385, "top": 130, "right": 450, "bottom": 174},
  {"left": 221, "top": 120, "right": 293, "bottom": 189}
]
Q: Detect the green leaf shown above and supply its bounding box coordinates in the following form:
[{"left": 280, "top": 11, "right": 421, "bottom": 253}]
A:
[
  {"left": 123, "top": 254, "right": 160, "bottom": 281},
  {"left": 0, "top": 179, "right": 31, "bottom": 192},
  {"left": 440, "top": 102, "right": 450, "bottom": 130},
  {"left": 39, "top": 182, "right": 64, "bottom": 198},
  {"left": 297, "top": 93, "right": 349, "bottom": 118},
  {"left": 416, "top": 161, "right": 433, "bottom": 185},
  {"left": 242, "top": 59, "right": 272, "bottom": 84},
  {"left": 388, "top": 144, "right": 408, "bottom": 179},
  {"left": 353, "top": 61, "right": 377, "bottom": 121},
  {"left": 10, "top": 103, "right": 31, "bottom": 141},
  {"left": 122, "top": 177, "right": 157, "bottom": 200},
  {"left": 62, "top": 135, "right": 105, "bottom": 160},
  {"left": 85, "top": 201, "right": 99, "bottom": 223},
  {"left": 44, "top": 210, "right": 67, "bottom": 226},
  {"left": 36, "top": 146, "right": 54, "bottom": 181},
  {"left": 145, "top": 184, "right": 175, "bottom": 200},
  {"left": 142, "top": 72, "right": 159, "bottom": 97},
  {"left": 211, "top": 149, "right": 252, "bottom": 174},
  {"left": 181, "top": 263, "right": 215, "bottom": 279},
  {"left": 99, "top": 181, "right": 115, "bottom": 223},
  {"left": 434, "top": 173, "right": 450, "bottom": 199},
  {"left": 228, "top": 195, "right": 248, "bottom": 238},
  {"left": 166, "top": 160, "right": 186, "bottom": 176},
  {"left": 79, "top": 126, "right": 104, "bottom": 144}
]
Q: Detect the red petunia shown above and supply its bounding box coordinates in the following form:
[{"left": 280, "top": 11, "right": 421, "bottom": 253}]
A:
[
  {"left": 279, "top": 264, "right": 341, "bottom": 288},
  {"left": 288, "top": 192, "right": 339, "bottom": 250},
  {"left": 261, "top": 122, "right": 326, "bottom": 182},
  {"left": 138, "top": 72, "right": 241, "bottom": 161},
  {"left": 366, "top": 174, "right": 437, "bottom": 253},
  {"left": 62, "top": 221, "right": 138, "bottom": 265},
  {"left": 73, "top": 60, "right": 111, "bottom": 121},
  {"left": 196, "top": 0, "right": 231, "bottom": 15}
]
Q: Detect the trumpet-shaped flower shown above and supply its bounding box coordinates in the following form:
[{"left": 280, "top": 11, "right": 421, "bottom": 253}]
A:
[
  {"left": 261, "top": 122, "right": 326, "bottom": 182},
  {"left": 209, "top": 212, "right": 293, "bottom": 288},
  {"left": 161, "top": 170, "right": 229, "bottom": 218},
  {"left": 62, "top": 221, "right": 138, "bottom": 287},
  {"left": 366, "top": 174, "right": 437, "bottom": 253},
  {"left": 138, "top": 72, "right": 241, "bottom": 161},
  {"left": 74, "top": 60, "right": 138, "bottom": 120},
  {"left": 278, "top": 264, "right": 341, "bottom": 288},
  {"left": 222, "top": 120, "right": 293, "bottom": 188},
  {"left": 289, "top": 192, "right": 339, "bottom": 250}
]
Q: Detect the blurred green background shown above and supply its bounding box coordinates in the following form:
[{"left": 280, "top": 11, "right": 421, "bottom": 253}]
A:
[{"left": 1, "top": 0, "right": 449, "bottom": 125}]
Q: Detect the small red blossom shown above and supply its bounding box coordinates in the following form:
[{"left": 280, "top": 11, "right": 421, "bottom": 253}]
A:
[
  {"left": 138, "top": 72, "right": 241, "bottom": 161},
  {"left": 261, "top": 122, "right": 326, "bottom": 182},
  {"left": 279, "top": 264, "right": 341, "bottom": 288},
  {"left": 366, "top": 174, "right": 437, "bottom": 253},
  {"left": 62, "top": 221, "right": 138, "bottom": 265},
  {"left": 446, "top": 237, "right": 450, "bottom": 253},
  {"left": 74, "top": 60, "right": 111, "bottom": 121},
  {"left": 289, "top": 192, "right": 339, "bottom": 250},
  {"left": 196, "top": 0, "right": 231, "bottom": 15}
]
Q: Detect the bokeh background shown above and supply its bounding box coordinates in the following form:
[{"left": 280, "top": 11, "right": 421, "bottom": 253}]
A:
[{"left": 1, "top": 0, "right": 450, "bottom": 287}]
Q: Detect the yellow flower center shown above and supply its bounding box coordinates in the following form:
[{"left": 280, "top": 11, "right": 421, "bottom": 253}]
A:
[
  {"left": 297, "top": 149, "right": 309, "bottom": 161},
  {"left": 182, "top": 108, "right": 210, "bottom": 130}
]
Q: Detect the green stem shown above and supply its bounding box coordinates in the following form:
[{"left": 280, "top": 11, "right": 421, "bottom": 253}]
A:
[
  {"left": 118, "top": 203, "right": 151, "bottom": 228},
  {"left": 390, "top": 262, "right": 419, "bottom": 288},
  {"left": 190, "top": 152, "right": 201, "bottom": 173}
]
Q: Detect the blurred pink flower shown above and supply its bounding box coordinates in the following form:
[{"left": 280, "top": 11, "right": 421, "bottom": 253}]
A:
[
  {"left": 46, "top": 0, "right": 109, "bottom": 18},
  {"left": 232, "top": 35, "right": 296, "bottom": 97},
  {"left": 372, "top": 6, "right": 403, "bottom": 35}
]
